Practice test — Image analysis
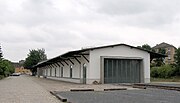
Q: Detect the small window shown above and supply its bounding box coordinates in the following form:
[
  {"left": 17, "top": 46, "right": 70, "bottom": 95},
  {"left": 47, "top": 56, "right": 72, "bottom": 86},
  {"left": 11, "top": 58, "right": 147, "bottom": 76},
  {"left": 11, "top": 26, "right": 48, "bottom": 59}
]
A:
[
  {"left": 168, "top": 55, "right": 171, "bottom": 60},
  {"left": 70, "top": 65, "right": 73, "bottom": 78},
  {"left": 168, "top": 48, "right": 171, "bottom": 51}
]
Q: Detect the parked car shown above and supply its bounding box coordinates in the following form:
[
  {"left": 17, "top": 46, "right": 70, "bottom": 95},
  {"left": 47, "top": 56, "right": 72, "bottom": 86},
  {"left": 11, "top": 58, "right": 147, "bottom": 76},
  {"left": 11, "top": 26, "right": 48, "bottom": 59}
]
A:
[{"left": 10, "top": 73, "right": 21, "bottom": 76}]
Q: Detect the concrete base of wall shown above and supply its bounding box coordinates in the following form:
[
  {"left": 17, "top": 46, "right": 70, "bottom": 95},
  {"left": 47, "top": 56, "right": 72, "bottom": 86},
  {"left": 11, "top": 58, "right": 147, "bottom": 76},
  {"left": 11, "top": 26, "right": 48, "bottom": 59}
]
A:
[
  {"left": 46, "top": 77, "right": 147, "bottom": 84},
  {"left": 144, "top": 78, "right": 150, "bottom": 83},
  {"left": 47, "top": 77, "right": 81, "bottom": 83},
  {"left": 86, "top": 79, "right": 100, "bottom": 84}
]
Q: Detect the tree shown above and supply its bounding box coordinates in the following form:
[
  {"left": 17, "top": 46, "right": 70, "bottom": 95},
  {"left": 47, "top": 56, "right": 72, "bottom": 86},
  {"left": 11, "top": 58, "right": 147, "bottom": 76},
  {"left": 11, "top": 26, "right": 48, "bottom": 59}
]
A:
[
  {"left": 137, "top": 44, "right": 155, "bottom": 52},
  {"left": 174, "top": 47, "right": 180, "bottom": 75},
  {"left": 142, "top": 44, "right": 152, "bottom": 51},
  {"left": 138, "top": 44, "right": 166, "bottom": 66},
  {"left": 24, "top": 48, "right": 47, "bottom": 75},
  {"left": 154, "top": 48, "right": 166, "bottom": 66},
  {"left": 0, "top": 45, "right": 15, "bottom": 79},
  {"left": 0, "top": 60, "right": 15, "bottom": 77}
]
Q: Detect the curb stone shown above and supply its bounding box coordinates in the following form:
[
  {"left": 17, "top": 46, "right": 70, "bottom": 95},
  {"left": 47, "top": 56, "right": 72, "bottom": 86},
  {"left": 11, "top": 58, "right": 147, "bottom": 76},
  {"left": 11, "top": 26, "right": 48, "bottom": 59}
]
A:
[
  {"left": 50, "top": 91, "right": 67, "bottom": 102},
  {"left": 104, "top": 88, "right": 127, "bottom": 91},
  {"left": 70, "top": 89, "right": 94, "bottom": 92}
]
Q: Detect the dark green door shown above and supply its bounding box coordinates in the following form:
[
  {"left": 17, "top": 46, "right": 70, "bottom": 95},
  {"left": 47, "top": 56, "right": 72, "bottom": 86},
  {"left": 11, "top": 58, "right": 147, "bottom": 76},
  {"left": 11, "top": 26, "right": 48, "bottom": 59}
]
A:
[
  {"left": 104, "top": 59, "right": 141, "bottom": 83},
  {"left": 83, "top": 64, "right": 87, "bottom": 84}
]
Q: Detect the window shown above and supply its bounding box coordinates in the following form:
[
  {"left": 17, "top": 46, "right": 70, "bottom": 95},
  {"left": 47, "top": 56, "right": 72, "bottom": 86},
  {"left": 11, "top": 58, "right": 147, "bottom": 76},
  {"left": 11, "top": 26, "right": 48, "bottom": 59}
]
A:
[
  {"left": 61, "top": 67, "right": 63, "bottom": 77},
  {"left": 167, "top": 48, "right": 171, "bottom": 55},
  {"left": 70, "top": 65, "right": 73, "bottom": 78},
  {"left": 168, "top": 55, "right": 171, "bottom": 60},
  {"left": 168, "top": 48, "right": 171, "bottom": 51}
]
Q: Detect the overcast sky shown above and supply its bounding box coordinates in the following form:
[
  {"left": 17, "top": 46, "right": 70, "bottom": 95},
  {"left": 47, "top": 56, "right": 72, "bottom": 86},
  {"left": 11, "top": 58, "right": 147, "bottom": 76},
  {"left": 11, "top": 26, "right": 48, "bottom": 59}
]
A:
[{"left": 0, "top": 0, "right": 180, "bottom": 62}]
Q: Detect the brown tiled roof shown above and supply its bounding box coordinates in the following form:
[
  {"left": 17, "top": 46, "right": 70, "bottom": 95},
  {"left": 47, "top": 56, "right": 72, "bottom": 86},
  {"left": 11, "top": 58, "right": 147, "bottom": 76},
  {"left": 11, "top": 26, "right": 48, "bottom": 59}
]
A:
[
  {"left": 153, "top": 42, "right": 176, "bottom": 49},
  {"left": 12, "top": 62, "right": 21, "bottom": 68}
]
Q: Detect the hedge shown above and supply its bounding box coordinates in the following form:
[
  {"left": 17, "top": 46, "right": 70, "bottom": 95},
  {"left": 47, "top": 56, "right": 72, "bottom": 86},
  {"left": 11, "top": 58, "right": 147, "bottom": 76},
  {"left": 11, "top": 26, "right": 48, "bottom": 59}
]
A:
[{"left": 151, "top": 65, "right": 176, "bottom": 78}]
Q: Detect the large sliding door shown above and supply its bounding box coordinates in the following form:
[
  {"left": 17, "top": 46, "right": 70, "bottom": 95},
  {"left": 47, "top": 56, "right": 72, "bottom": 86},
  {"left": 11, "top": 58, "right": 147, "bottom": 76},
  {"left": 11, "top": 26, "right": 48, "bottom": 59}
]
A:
[{"left": 104, "top": 59, "right": 141, "bottom": 83}]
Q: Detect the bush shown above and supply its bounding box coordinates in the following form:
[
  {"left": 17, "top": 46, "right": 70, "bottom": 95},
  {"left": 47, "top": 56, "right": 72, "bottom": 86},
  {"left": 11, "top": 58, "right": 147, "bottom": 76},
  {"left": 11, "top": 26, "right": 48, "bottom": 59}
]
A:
[
  {"left": 151, "top": 65, "right": 176, "bottom": 78},
  {"left": 0, "top": 59, "right": 15, "bottom": 77},
  {"left": 0, "top": 75, "right": 4, "bottom": 80},
  {"left": 151, "top": 67, "right": 159, "bottom": 78}
]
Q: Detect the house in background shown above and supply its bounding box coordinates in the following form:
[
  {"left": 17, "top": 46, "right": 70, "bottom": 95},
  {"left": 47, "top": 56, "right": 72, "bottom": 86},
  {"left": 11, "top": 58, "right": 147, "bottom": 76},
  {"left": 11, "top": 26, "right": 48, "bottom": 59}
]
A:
[
  {"left": 153, "top": 42, "right": 177, "bottom": 64},
  {"left": 34, "top": 43, "right": 165, "bottom": 84},
  {"left": 12, "top": 61, "right": 31, "bottom": 75}
]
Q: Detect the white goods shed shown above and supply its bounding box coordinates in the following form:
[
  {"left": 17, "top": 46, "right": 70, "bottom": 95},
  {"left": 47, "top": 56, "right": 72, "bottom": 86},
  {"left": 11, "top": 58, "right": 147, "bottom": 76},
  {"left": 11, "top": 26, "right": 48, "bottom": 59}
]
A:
[{"left": 35, "top": 44, "right": 165, "bottom": 84}]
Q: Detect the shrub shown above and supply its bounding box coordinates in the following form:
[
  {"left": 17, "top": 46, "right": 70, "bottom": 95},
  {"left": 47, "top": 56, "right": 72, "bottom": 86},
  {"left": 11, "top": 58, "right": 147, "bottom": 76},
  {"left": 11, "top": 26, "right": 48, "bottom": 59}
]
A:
[
  {"left": 151, "top": 67, "right": 159, "bottom": 78},
  {"left": 0, "top": 59, "right": 15, "bottom": 77},
  {"left": 151, "top": 65, "right": 176, "bottom": 78},
  {"left": 0, "top": 75, "right": 4, "bottom": 80}
]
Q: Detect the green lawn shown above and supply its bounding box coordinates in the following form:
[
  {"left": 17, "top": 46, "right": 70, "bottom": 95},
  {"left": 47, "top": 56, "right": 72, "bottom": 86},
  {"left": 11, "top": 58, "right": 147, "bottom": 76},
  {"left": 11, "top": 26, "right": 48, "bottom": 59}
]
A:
[{"left": 151, "top": 76, "right": 180, "bottom": 82}]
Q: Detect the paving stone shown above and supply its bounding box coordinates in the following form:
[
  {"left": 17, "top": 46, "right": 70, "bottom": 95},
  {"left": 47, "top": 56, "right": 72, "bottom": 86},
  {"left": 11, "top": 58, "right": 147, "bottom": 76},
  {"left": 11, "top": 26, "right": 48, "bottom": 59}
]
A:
[
  {"left": 0, "top": 75, "right": 62, "bottom": 103},
  {"left": 32, "top": 77, "right": 136, "bottom": 92}
]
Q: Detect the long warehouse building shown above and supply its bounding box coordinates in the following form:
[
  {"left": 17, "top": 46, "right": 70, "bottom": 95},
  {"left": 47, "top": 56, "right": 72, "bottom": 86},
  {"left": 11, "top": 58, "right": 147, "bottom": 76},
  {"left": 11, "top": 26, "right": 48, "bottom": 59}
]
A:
[{"left": 34, "top": 43, "right": 165, "bottom": 84}]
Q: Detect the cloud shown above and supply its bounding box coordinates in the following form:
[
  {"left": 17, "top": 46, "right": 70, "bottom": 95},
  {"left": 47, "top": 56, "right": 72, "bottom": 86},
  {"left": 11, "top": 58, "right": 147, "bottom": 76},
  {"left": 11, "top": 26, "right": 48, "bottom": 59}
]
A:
[
  {"left": 0, "top": 0, "right": 180, "bottom": 61},
  {"left": 81, "top": 0, "right": 180, "bottom": 28}
]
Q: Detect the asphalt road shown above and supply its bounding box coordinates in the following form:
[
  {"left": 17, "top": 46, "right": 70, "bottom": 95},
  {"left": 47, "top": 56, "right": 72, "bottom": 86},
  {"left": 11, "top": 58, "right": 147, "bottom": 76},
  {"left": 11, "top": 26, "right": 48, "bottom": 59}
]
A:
[{"left": 58, "top": 89, "right": 180, "bottom": 103}]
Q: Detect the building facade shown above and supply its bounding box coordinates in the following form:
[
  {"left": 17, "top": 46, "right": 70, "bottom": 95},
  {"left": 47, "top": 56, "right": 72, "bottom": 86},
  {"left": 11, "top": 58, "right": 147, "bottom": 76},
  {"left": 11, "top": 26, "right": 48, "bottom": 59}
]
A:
[
  {"left": 12, "top": 62, "right": 31, "bottom": 74},
  {"left": 153, "top": 42, "right": 176, "bottom": 64},
  {"left": 35, "top": 44, "right": 164, "bottom": 84}
]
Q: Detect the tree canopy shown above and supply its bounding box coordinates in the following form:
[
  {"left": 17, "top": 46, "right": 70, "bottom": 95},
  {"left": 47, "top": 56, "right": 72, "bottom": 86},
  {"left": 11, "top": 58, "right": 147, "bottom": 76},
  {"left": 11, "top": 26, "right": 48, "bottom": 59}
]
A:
[
  {"left": 0, "top": 59, "right": 15, "bottom": 77},
  {"left": 24, "top": 48, "right": 47, "bottom": 74},
  {"left": 153, "top": 48, "right": 166, "bottom": 66},
  {"left": 0, "top": 46, "right": 15, "bottom": 79},
  {"left": 137, "top": 44, "right": 155, "bottom": 52},
  {"left": 138, "top": 44, "right": 166, "bottom": 67}
]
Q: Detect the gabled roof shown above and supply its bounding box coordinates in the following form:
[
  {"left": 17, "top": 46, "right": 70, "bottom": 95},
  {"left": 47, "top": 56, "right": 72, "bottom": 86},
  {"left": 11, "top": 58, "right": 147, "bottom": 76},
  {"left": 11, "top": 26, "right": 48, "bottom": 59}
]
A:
[
  {"left": 12, "top": 62, "right": 21, "bottom": 68},
  {"left": 34, "top": 43, "right": 167, "bottom": 68},
  {"left": 153, "top": 42, "right": 176, "bottom": 49}
]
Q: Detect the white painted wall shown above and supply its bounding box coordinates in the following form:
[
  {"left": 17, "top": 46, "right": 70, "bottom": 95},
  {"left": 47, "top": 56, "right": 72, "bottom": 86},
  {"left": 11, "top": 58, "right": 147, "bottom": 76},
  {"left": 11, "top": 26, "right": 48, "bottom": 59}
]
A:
[
  {"left": 56, "top": 67, "right": 60, "bottom": 77},
  {"left": 89, "top": 45, "right": 150, "bottom": 84},
  {"left": 42, "top": 56, "right": 89, "bottom": 83},
  {"left": 43, "top": 69, "right": 46, "bottom": 76},
  {"left": 51, "top": 68, "right": 55, "bottom": 76},
  {"left": 47, "top": 68, "right": 50, "bottom": 76},
  {"left": 39, "top": 45, "right": 150, "bottom": 84}
]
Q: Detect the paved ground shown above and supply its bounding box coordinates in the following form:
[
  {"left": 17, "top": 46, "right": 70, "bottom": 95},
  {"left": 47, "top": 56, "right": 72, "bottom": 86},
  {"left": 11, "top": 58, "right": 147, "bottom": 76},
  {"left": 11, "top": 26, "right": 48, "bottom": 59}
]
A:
[
  {"left": 32, "top": 77, "right": 136, "bottom": 92},
  {"left": 33, "top": 77, "right": 180, "bottom": 103},
  {"left": 1, "top": 75, "right": 180, "bottom": 103},
  {"left": 0, "top": 75, "right": 62, "bottom": 103},
  {"left": 58, "top": 89, "right": 180, "bottom": 103},
  {"left": 150, "top": 82, "right": 180, "bottom": 87}
]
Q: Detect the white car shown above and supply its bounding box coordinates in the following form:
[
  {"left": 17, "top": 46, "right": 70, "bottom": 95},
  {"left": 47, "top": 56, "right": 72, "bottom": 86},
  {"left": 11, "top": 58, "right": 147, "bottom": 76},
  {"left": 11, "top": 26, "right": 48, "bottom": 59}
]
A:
[{"left": 10, "top": 73, "right": 21, "bottom": 76}]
